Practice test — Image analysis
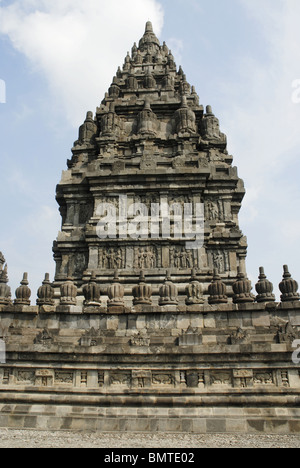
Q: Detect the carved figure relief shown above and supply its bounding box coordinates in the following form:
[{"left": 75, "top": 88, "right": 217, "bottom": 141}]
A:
[
  {"left": 210, "top": 250, "right": 230, "bottom": 274},
  {"left": 170, "top": 246, "right": 196, "bottom": 269},
  {"left": 206, "top": 199, "right": 225, "bottom": 222},
  {"left": 134, "top": 246, "right": 158, "bottom": 269},
  {"left": 99, "top": 247, "right": 125, "bottom": 270},
  {"left": 34, "top": 329, "right": 54, "bottom": 348}
]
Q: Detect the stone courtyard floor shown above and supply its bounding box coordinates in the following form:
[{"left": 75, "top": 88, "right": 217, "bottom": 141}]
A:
[{"left": 0, "top": 429, "right": 299, "bottom": 448}]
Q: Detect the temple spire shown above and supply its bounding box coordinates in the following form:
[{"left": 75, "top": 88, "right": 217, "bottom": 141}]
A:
[{"left": 139, "top": 21, "right": 160, "bottom": 52}]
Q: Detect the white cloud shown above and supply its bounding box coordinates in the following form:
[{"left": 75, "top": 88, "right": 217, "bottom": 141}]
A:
[
  {"left": 0, "top": 0, "right": 164, "bottom": 127},
  {"left": 225, "top": 0, "right": 300, "bottom": 179},
  {"left": 214, "top": 0, "right": 300, "bottom": 286}
]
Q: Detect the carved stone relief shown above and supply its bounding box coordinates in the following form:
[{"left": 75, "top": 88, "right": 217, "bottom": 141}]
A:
[
  {"left": 170, "top": 246, "right": 198, "bottom": 269},
  {"left": 209, "top": 250, "right": 230, "bottom": 274},
  {"left": 134, "top": 246, "right": 158, "bottom": 269},
  {"left": 253, "top": 371, "right": 275, "bottom": 386},
  {"left": 205, "top": 199, "right": 225, "bottom": 222},
  {"left": 109, "top": 372, "right": 131, "bottom": 386},
  {"left": 152, "top": 373, "right": 175, "bottom": 386},
  {"left": 99, "top": 247, "right": 125, "bottom": 270}
]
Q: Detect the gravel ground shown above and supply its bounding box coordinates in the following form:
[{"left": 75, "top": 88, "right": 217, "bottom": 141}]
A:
[{"left": 0, "top": 429, "right": 299, "bottom": 448}]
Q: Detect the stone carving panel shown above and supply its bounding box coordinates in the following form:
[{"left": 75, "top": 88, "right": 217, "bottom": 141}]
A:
[
  {"left": 99, "top": 247, "right": 126, "bottom": 270},
  {"left": 152, "top": 372, "right": 176, "bottom": 386},
  {"left": 54, "top": 371, "right": 74, "bottom": 385},
  {"left": 170, "top": 246, "right": 198, "bottom": 269},
  {"left": 17, "top": 370, "right": 35, "bottom": 385},
  {"left": 109, "top": 372, "right": 131, "bottom": 386},
  {"left": 253, "top": 371, "right": 275, "bottom": 386},
  {"left": 211, "top": 371, "right": 232, "bottom": 386},
  {"left": 134, "top": 246, "right": 159, "bottom": 269},
  {"left": 209, "top": 250, "right": 230, "bottom": 274},
  {"left": 205, "top": 199, "right": 225, "bottom": 222},
  {"left": 35, "top": 370, "right": 54, "bottom": 387},
  {"left": 132, "top": 370, "right": 152, "bottom": 388},
  {"left": 130, "top": 333, "right": 150, "bottom": 347}
]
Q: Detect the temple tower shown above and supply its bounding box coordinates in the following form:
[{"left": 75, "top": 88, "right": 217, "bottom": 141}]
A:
[{"left": 53, "top": 22, "right": 247, "bottom": 301}]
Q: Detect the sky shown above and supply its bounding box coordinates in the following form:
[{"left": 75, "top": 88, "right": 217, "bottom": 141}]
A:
[{"left": 0, "top": 0, "right": 300, "bottom": 300}]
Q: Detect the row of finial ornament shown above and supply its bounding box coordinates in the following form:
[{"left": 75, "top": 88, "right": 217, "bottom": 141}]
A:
[{"left": 0, "top": 265, "right": 299, "bottom": 307}]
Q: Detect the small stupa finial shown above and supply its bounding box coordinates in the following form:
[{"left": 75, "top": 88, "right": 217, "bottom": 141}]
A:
[{"left": 145, "top": 21, "right": 153, "bottom": 33}]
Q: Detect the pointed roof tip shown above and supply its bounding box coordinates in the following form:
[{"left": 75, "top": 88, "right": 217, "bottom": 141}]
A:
[{"left": 145, "top": 21, "right": 154, "bottom": 33}]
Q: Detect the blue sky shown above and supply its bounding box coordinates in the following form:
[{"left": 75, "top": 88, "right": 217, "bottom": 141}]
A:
[{"left": 0, "top": 0, "right": 300, "bottom": 300}]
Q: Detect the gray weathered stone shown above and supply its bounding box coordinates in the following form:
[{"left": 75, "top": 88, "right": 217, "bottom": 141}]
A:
[{"left": 0, "top": 22, "right": 299, "bottom": 434}]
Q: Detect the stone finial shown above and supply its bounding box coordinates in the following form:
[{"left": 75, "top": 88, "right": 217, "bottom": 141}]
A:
[
  {"left": 162, "top": 71, "right": 174, "bottom": 91},
  {"left": 123, "top": 52, "right": 131, "bottom": 71},
  {"left": 185, "top": 269, "right": 204, "bottom": 305},
  {"left": 180, "top": 74, "right": 191, "bottom": 96},
  {"left": 208, "top": 269, "right": 228, "bottom": 305},
  {"left": 144, "top": 69, "right": 156, "bottom": 89},
  {"left": 132, "top": 271, "right": 152, "bottom": 306},
  {"left": 0, "top": 252, "right": 5, "bottom": 271},
  {"left": 107, "top": 270, "right": 125, "bottom": 307},
  {"left": 159, "top": 271, "right": 179, "bottom": 306},
  {"left": 60, "top": 276, "right": 77, "bottom": 306},
  {"left": 83, "top": 272, "right": 101, "bottom": 307},
  {"left": 139, "top": 21, "right": 160, "bottom": 52},
  {"left": 14, "top": 273, "right": 31, "bottom": 306},
  {"left": 0, "top": 264, "right": 11, "bottom": 305},
  {"left": 232, "top": 268, "right": 255, "bottom": 304},
  {"left": 75, "top": 111, "right": 97, "bottom": 147},
  {"left": 101, "top": 103, "right": 120, "bottom": 138},
  {"left": 279, "top": 265, "right": 300, "bottom": 302},
  {"left": 162, "top": 41, "right": 169, "bottom": 55},
  {"left": 168, "top": 50, "right": 175, "bottom": 69},
  {"left": 37, "top": 273, "right": 55, "bottom": 306},
  {"left": 109, "top": 82, "right": 121, "bottom": 98},
  {"left": 137, "top": 99, "right": 158, "bottom": 137},
  {"left": 174, "top": 97, "right": 196, "bottom": 134},
  {"left": 255, "top": 267, "right": 276, "bottom": 303},
  {"left": 131, "top": 42, "right": 138, "bottom": 58},
  {"left": 126, "top": 73, "right": 138, "bottom": 91},
  {"left": 135, "top": 49, "right": 143, "bottom": 64},
  {"left": 145, "top": 21, "right": 154, "bottom": 33},
  {"left": 200, "top": 105, "right": 227, "bottom": 144}
]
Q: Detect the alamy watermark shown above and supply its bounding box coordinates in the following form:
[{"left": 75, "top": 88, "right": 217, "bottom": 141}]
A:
[
  {"left": 96, "top": 195, "right": 204, "bottom": 250},
  {"left": 0, "top": 79, "right": 6, "bottom": 104}
]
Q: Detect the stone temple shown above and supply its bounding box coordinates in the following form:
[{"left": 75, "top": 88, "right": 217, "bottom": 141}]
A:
[{"left": 0, "top": 22, "right": 300, "bottom": 433}]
